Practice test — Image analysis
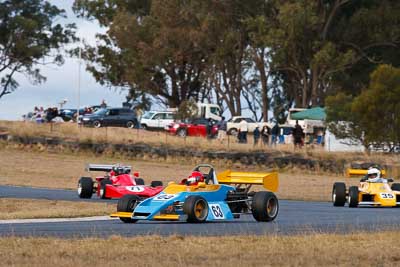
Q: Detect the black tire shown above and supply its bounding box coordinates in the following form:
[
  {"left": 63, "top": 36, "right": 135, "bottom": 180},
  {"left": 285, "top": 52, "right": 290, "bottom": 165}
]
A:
[
  {"left": 391, "top": 183, "right": 400, "bottom": 191},
  {"left": 228, "top": 128, "right": 238, "bottom": 136},
  {"left": 126, "top": 120, "right": 135, "bottom": 129},
  {"left": 177, "top": 128, "right": 187, "bottom": 137},
  {"left": 135, "top": 178, "right": 145, "bottom": 185},
  {"left": 150, "top": 181, "right": 163, "bottom": 187},
  {"left": 141, "top": 124, "right": 148, "bottom": 130},
  {"left": 93, "top": 120, "right": 101, "bottom": 128},
  {"left": 183, "top": 196, "right": 209, "bottom": 223},
  {"left": 100, "top": 179, "right": 112, "bottom": 199},
  {"left": 332, "top": 182, "right": 346, "bottom": 206},
  {"left": 251, "top": 191, "right": 279, "bottom": 222},
  {"left": 348, "top": 186, "right": 359, "bottom": 208},
  {"left": 117, "top": 195, "right": 140, "bottom": 223},
  {"left": 77, "top": 177, "right": 93, "bottom": 198}
]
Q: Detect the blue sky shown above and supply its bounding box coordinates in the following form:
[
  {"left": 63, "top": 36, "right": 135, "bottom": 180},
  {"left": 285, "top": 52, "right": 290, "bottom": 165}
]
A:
[{"left": 0, "top": 0, "right": 127, "bottom": 120}]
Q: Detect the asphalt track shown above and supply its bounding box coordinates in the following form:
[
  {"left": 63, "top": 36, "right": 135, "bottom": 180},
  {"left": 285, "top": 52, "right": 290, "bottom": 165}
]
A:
[{"left": 1, "top": 185, "right": 400, "bottom": 237}]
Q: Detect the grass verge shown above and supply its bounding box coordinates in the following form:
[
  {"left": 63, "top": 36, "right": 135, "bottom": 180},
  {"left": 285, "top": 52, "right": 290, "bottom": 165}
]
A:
[
  {"left": 1, "top": 231, "right": 400, "bottom": 266},
  {"left": 0, "top": 198, "right": 114, "bottom": 219}
]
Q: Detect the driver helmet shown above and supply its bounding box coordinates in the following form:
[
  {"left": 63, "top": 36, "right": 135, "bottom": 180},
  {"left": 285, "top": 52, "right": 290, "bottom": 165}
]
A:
[
  {"left": 187, "top": 171, "right": 204, "bottom": 185},
  {"left": 367, "top": 167, "right": 381, "bottom": 179}
]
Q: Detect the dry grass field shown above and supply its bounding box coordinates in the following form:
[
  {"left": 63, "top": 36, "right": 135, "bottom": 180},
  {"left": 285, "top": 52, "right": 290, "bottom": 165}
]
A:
[
  {"left": 0, "top": 198, "right": 114, "bottom": 219},
  {"left": 0, "top": 147, "right": 361, "bottom": 201},
  {"left": 1, "top": 231, "right": 400, "bottom": 266}
]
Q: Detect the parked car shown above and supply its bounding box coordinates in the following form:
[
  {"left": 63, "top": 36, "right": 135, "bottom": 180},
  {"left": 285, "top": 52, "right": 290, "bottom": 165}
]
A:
[
  {"left": 165, "top": 118, "right": 218, "bottom": 137},
  {"left": 227, "top": 116, "right": 270, "bottom": 135},
  {"left": 80, "top": 107, "right": 138, "bottom": 128},
  {"left": 140, "top": 111, "right": 175, "bottom": 130},
  {"left": 60, "top": 105, "right": 104, "bottom": 122}
]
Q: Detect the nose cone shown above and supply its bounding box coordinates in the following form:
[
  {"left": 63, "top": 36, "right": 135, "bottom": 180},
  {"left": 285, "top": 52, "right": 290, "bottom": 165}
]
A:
[{"left": 375, "top": 192, "right": 396, "bottom": 207}]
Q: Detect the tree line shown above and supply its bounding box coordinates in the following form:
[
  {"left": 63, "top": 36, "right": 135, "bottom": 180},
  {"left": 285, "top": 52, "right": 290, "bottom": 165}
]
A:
[{"left": 0, "top": 0, "right": 399, "bottom": 146}]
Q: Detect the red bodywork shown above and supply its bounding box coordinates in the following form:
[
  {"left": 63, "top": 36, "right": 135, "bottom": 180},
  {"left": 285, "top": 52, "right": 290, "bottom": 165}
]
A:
[
  {"left": 95, "top": 172, "right": 163, "bottom": 199},
  {"left": 166, "top": 121, "right": 218, "bottom": 137}
]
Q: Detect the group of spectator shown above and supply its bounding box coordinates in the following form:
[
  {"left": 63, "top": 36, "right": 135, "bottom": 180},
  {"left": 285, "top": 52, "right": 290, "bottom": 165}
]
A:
[
  {"left": 213, "top": 117, "right": 315, "bottom": 149},
  {"left": 23, "top": 106, "right": 62, "bottom": 123}
]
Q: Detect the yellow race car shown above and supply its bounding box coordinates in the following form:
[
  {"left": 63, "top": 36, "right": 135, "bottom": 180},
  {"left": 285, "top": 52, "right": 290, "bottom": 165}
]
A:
[{"left": 333, "top": 168, "right": 400, "bottom": 207}]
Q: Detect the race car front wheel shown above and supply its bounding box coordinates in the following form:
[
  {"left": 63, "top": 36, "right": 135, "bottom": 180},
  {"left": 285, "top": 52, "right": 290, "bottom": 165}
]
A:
[
  {"left": 78, "top": 177, "right": 93, "bottom": 198},
  {"left": 348, "top": 186, "right": 359, "bottom": 208},
  {"left": 117, "top": 195, "right": 140, "bottom": 223},
  {"left": 391, "top": 183, "right": 400, "bottom": 191},
  {"left": 332, "top": 182, "right": 346, "bottom": 206},
  {"left": 183, "top": 196, "right": 209, "bottom": 223},
  {"left": 251, "top": 191, "right": 279, "bottom": 222},
  {"left": 100, "top": 179, "right": 112, "bottom": 199}
]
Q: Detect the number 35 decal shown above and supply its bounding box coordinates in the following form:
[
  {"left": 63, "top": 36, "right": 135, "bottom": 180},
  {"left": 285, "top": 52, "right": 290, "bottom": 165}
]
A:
[
  {"left": 210, "top": 204, "right": 225, "bottom": 219},
  {"left": 380, "top": 193, "right": 394, "bottom": 199}
]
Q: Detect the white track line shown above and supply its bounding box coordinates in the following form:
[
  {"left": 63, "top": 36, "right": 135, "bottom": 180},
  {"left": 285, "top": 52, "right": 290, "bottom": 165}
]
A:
[{"left": 0, "top": 216, "right": 116, "bottom": 224}]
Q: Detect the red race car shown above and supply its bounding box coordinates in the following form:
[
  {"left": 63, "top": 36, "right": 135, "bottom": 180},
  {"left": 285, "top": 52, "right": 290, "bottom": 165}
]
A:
[
  {"left": 77, "top": 164, "right": 163, "bottom": 199},
  {"left": 165, "top": 118, "right": 218, "bottom": 138}
]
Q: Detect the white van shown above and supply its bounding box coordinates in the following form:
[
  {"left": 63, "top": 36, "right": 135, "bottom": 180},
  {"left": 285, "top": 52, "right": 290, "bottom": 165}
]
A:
[{"left": 140, "top": 111, "right": 175, "bottom": 130}]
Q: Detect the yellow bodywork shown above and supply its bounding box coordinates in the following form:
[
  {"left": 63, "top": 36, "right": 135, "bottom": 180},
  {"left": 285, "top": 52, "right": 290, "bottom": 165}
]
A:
[
  {"left": 358, "top": 182, "right": 398, "bottom": 207},
  {"left": 110, "top": 212, "right": 131, "bottom": 218},
  {"left": 347, "top": 168, "right": 386, "bottom": 178},
  {"left": 217, "top": 170, "right": 279, "bottom": 192}
]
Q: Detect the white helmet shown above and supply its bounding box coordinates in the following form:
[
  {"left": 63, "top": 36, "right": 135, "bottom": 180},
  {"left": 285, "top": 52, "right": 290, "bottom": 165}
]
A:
[{"left": 367, "top": 168, "right": 381, "bottom": 179}]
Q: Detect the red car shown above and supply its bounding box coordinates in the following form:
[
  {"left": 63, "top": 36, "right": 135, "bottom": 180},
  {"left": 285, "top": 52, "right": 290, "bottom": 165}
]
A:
[
  {"left": 165, "top": 118, "right": 218, "bottom": 137},
  {"left": 77, "top": 164, "right": 163, "bottom": 199}
]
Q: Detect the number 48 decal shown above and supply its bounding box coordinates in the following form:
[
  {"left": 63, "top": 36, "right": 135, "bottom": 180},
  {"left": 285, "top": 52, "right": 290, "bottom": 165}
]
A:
[{"left": 209, "top": 204, "right": 225, "bottom": 219}]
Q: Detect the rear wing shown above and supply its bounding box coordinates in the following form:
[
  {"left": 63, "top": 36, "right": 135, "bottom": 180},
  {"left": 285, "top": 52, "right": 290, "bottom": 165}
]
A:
[
  {"left": 217, "top": 170, "right": 279, "bottom": 192},
  {"left": 346, "top": 168, "right": 386, "bottom": 178},
  {"left": 85, "top": 164, "right": 131, "bottom": 172}
]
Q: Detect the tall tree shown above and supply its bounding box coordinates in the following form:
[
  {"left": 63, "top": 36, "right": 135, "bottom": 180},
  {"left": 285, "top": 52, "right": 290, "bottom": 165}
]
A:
[
  {"left": 268, "top": 0, "right": 400, "bottom": 108},
  {"left": 0, "top": 0, "right": 76, "bottom": 99}
]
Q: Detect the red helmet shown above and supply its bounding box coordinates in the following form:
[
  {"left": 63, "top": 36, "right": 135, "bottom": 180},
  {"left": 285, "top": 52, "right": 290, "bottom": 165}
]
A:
[{"left": 187, "top": 171, "right": 204, "bottom": 185}]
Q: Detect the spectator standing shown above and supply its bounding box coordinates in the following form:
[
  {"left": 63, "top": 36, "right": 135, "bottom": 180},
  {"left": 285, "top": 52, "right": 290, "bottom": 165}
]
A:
[
  {"left": 217, "top": 116, "right": 227, "bottom": 143},
  {"left": 253, "top": 126, "right": 261, "bottom": 147},
  {"left": 261, "top": 125, "right": 270, "bottom": 146},
  {"left": 271, "top": 122, "right": 279, "bottom": 146},
  {"left": 100, "top": 99, "right": 107, "bottom": 108},
  {"left": 292, "top": 120, "right": 304, "bottom": 148},
  {"left": 206, "top": 118, "right": 213, "bottom": 139},
  {"left": 238, "top": 119, "right": 248, "bottom": 143}
]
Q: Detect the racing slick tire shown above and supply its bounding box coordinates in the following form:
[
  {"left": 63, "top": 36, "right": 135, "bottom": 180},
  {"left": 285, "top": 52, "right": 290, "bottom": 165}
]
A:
[
  {"left": 126, "top": 120, "right": 135, "bottom": 129},
  {"left": 93, "top": 120, "right": 102, "bottom": 128},
  {"left": 348, "top": 186, "right": 359, "bottom": 208},
  {"left": 391, "top": 183, "right": 400, "bottom": 191},
  {"left": 100, "top": 179, "right": 112, "bottom": 199},
  {"left": 135, "top": 178, "right": 145, "bottom": 185},
  {"left": 251, "top": 191, "right": 279, "bottom": 222},
  {"left": 117, "top": 195, "right": 140, "bottom": 223},
  {"left": 183, "top": 196, "right": 209, "bottom": 223},
  {"left": 177, "top": 128, "right": 187, "bottom": 137},
  {"left": 332, "top": 182, "right": 346, "bottom": 206},
  {"left": 150, "top": 181, "right": 163, "bottom": 187},
  {"left": 78, "top": 177, "right": 94, "bottom": 199}
]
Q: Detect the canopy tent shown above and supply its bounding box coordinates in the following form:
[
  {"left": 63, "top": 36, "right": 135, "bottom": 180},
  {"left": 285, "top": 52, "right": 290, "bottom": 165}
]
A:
[{"left": 291, "top": 107, "right": 326, "bottom": 121}]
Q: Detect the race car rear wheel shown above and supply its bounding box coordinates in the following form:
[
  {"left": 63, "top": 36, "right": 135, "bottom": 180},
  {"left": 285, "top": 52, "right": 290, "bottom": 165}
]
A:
[
  {"left": 183, "top": 196, "right": 209, "bottom": 223},
  {"left": 251, "top": 191, "right": 279, "bottom": 222},
  {"left": 135, "top": 178, "right": 145, "bottom": 185},
  {"left": 150, "top": 181, "right": 163, "bottom": 187},
  {"left": 117, "top": 195, "right": 139, "bottom": 223},
  {"left": 348, "top": 186, "right": 359, "bottom": 208},
  {"left": 77, "top": 177, "right": 93, "bottom": 199},
  {"left": 391, "top": 183, "right": 400, "bottom": 191},
  {"left": 100, "top": 179, "right": 112, "bottom": 199},
  {"left": 332, "top": 182, "right": 346, "bottom": 206}
]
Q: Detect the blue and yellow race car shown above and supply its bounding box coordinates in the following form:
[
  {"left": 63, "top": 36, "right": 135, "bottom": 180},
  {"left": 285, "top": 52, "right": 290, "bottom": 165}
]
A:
[{"left": 111, "top": 164, "right": 279, "bottom": 223}]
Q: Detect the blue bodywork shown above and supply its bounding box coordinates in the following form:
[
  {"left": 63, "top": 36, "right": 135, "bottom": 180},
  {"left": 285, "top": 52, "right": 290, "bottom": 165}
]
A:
[{"left": 131, "top": 184, "right": 236, "bottom": 221}]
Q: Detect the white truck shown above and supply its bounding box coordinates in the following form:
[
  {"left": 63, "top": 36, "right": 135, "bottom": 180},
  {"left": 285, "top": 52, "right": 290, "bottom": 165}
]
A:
[{"left": 286, "top": 108, "right": 325, "bottom": 134}]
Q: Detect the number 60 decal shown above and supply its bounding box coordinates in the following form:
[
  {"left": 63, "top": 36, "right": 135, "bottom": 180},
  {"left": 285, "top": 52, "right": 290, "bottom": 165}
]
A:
[{"left": 209, "top": 204, "right": 225, "bottom": 219}]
